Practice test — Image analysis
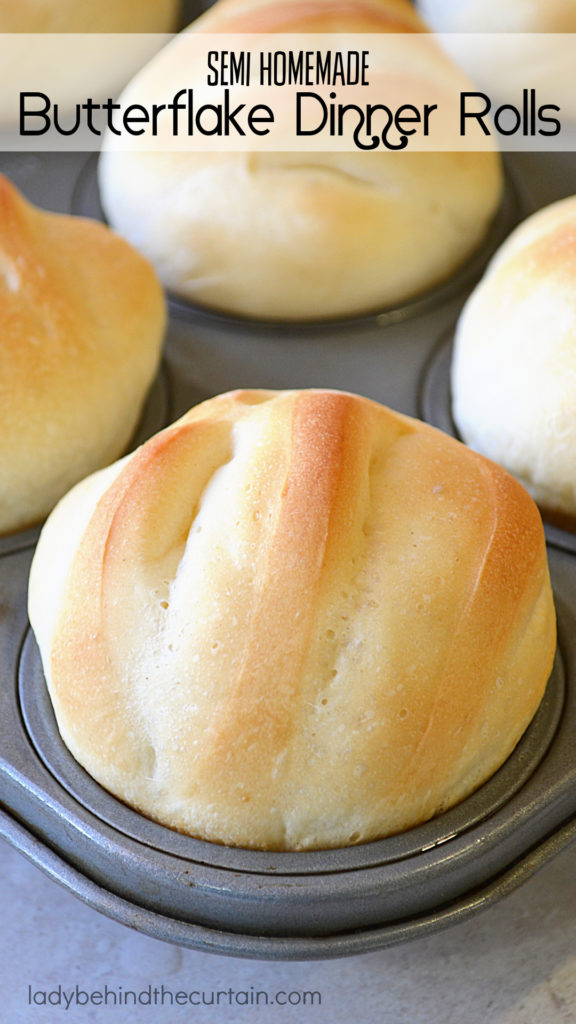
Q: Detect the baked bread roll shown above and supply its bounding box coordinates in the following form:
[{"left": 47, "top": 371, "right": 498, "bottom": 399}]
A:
[
  {"left": 418, "top": 0, "right": 576, "bottom": 32},
  {"left": 452, "top": 196, "right": 576, "bottom": 528},
  {"left": 99, "top": 0, "right": 503, "bottom": 321},
  {"left": 0, "top": 0, "right": 180, "bottom": 32},
  {"left": 28, "top": 389, "right": 555, "bottom": 851},
  {"left": 0, "top": 174, "right": 165, "bottom": 536}
]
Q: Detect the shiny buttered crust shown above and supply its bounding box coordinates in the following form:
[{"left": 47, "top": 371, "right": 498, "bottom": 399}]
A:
[
  {"left": 418, "top": 0, "right": 576, "bottom": 32},
  {"left": 29, "top": 389, "right": 556, "bottom": 851},
  {"left": 0, "top": 175, "right": 165, "bottom": 535},
  {"left": 0, "top": 0, "right": 179, "bottom": 31},
  {"left": 98, "top": 0, "right": 503, "bottom": 320},
  {"left": 452, "top": 196, "right": 576, "bottom": 523}
]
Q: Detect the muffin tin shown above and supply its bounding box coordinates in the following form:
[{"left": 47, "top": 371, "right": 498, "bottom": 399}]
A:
[{"left": 1, "top": 142, "right": 576, "bottom": 960}]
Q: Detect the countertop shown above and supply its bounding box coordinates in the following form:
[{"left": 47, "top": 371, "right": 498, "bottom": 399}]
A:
[{"left": 3, "top": 835, "right": 576, "bottom": 1024}]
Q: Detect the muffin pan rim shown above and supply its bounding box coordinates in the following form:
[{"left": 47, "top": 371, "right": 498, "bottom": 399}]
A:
[{"left": 2, "top": 801, "right": 575, "bottom": 962}]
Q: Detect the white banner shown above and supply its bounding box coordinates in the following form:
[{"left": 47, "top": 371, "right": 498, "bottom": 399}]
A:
[{"left": 0, "top": 32, "right": 575, "bottom": 151}]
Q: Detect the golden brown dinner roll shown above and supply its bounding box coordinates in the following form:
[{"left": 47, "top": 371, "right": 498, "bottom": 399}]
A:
[
  {"left": 0, "top": 0, "right": 180, "bottom": 32},
  {"left": 99, "top": 0, "right": 503, "bottom": 320},
  {"left": 0, "top": 174, "right": 165, "bottom": 536},
  {"left": 452, "top": 196, "right": 576, "bottom": 527},
  {"left": 418, "top": 0, "right": 576, "bottom": 32},
  {"left": 29, "top": 389, "right": 555, "bottom": 851}
]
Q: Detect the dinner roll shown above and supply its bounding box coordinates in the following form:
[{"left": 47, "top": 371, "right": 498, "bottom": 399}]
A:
[
  {"left": 418, "top": 0, "right": 576, "bottom": 32},
  {"left": 99, "top": 0, "right": 503, "bottom": 321},
  {"left": 0, "top": 0, "right": 180, "bottom": 32},
  {"left": 0, "top": 174, "right": 165, "bottom": 535},
  {"left": 29, "top": 389, "right": 555, "bottom": 851},
  {"left": 452, "top": 196, "right": 576, "bottom": 528}
]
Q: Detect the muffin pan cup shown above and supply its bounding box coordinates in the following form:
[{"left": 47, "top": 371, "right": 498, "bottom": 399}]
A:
[
  {"left": 0, "top": 543, "right": 574, "bottom": 959},
  {"left": 1, "top": 148, "right": 576, "bottom": 959}
]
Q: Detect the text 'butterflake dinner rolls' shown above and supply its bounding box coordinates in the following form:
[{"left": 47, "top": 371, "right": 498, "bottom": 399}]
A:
[
  {"left": 0, "top": 0, "right": 180, "bottom": 32},
  {"left": 0, "top": 174, "right": 165, "bottom": 535},
  {"left": 98, "top": 0, "right": 503, "bottom": 321},
  {"left": 452, "top": 196, "right": 576, "bottom": 528},
  {"left": 28, "top": 389, "right": 556, "bottom": 852}
]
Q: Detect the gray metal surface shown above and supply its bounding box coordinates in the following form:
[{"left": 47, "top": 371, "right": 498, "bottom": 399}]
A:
[{"left": 0, "top": 146, "right": 575, "bottom": 959}]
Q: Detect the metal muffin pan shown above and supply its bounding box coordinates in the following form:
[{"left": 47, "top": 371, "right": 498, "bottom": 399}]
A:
[
  {"left": 0, "top": 548, "right": 574, "bottom": 959},
  {"left": 1, "top": 146, "right": 576, "bottom": 959}
]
